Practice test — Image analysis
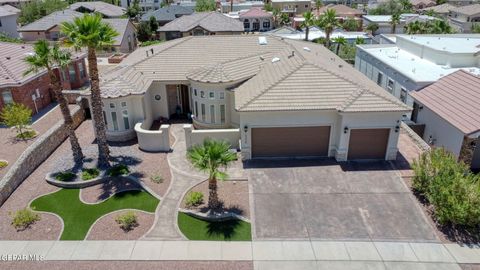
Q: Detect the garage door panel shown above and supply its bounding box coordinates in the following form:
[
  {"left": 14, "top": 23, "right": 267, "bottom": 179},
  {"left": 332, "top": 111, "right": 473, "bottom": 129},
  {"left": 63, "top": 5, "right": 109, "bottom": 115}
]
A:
[
  {"left": 348, "top": 129, "right": 390, "bottom": 160},
  {"left": 252, "top": 126, "right": 330, "bottom": 158}
]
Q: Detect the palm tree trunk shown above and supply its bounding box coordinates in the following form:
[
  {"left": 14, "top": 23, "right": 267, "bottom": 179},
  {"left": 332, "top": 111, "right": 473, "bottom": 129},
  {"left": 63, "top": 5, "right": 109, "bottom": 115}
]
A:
[
  {"left": 87, "top": 47, "right": 110, "bottom": 168},
  {"left": 336, "top": 43, "right": 341, "bottom": 55},
  {"left": 47, "top": 68, "right": 84, "bottom": 164},
  {"left": 326, "top": 30, "right": 331, "bottom": 48},
  {"left": 208, "top": 177, "right": 220, "bottom": 210},
  {"left": 305, "top": 26, "right": 309, "bottom": 41}
]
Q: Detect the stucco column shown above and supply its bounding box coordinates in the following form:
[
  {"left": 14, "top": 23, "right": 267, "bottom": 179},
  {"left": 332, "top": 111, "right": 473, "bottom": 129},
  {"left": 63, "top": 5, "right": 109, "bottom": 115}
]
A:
[
  {"left": 183, "top": 124, "right": 193, "bottom": 149},
  {"left": 160, "top": 124, "right": 170, "bottom": 151}
]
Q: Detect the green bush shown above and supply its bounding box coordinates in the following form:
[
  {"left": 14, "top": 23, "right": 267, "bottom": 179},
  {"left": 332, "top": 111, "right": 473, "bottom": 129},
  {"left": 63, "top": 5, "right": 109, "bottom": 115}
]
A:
[
  {"left": 150, "top": 172, "right": 164, "bottom": 184},
  {"left": 115, "top": 211, "right": 138, "bottom": 231},
  {"left": 185, "top": 191, "right": 204, "bottom": 208},
  {"left": 412, "top": 148, "right": 480, "bottom": 227},
  {"left": 55, "top": 171, "right": 76, "bottom": 182},
  {"left": 0, "top": 160, "right": 8, "bottom": 169},
  {"left": 139, "top": 40, "right": 164, "bottom": 47},
  {"left": 16, "top": 130, "right": 36, "bottom": 139},
  {"left": 81, "top": 168, "right": 100, "bottom": 181},
  {"left": 10, "top": 208, "right": 40, "bottom": 230},
  {"left": 107, "top": 164, "right": 129, "bottom": 177}
]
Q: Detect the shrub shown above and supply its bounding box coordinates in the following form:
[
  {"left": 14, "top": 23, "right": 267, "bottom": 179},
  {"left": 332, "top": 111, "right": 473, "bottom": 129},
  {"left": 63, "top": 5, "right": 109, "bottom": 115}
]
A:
[
  {"left": 150, "top": 172, "right": 163, "bottom": 184},
  {"left": 16, "top": 130, "right": 36, "bottom": 139},
  {"left": 81, "top": 168, "right": 100, "bottom": 180},
  {"left": 139, "top": 40, "right": 164, "bottom": 47},
  {"left": 107, "top": 164, "right": 129, "bottom": 177},
  {"left": 55, "top": 171, "right": 76, "bottom": 182},
  {"left": 10, "top": 208, "right": 40, "bottom": 230},
  {"left": 0, "top": 160, "right": 8, "bottom": 169},
  {"left": 1, "top": 103, "right": 32, "bottom": 138},
  {"left": 115, "top": 211, "right": 138, "bottom": 231},
  {"left": 185, "top": 191, "right": 204, "bottom": 208}
]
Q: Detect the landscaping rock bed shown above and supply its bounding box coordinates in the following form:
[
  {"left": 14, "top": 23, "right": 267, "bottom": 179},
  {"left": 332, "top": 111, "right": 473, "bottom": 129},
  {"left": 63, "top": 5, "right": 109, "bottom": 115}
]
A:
[
  {"left": 45, "top": 170, "right": 109, "bottom": 188},
  {"left": 80, "top": 177, "right": 143, "bottom": 204},
  {"left": 0, "top": 212, "right": 62, "bottom": 240},
  {"left": 86, "top": 210, "right": 154, "bottom": 240}
]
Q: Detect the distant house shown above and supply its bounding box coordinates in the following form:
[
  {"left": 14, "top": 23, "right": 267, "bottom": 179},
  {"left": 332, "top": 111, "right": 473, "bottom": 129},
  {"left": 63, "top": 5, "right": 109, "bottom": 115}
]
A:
[
  {"left": 449, "top": 4, "right": 480, "bottom": 33},
  {"left": 0, "top": 0, "right": 30, "bottom": 8},
  {"left": 68, "top": 1, "right": 126, "bottom": 18},
  {"left": 410, "top": 70, "right": 480, "bottom": 170},
  {"left": 140, "top": 5, "right": 194, "bottom": 26},
  {"left": 0, "top": 42, "right": 88, "bottom": 114},
  {"left": 0, "top": 4, "right": 20, "bottom": 38},
  {"left": 447, "top": 0, "right": 475, "bottom": 6},
  {"left": 362, "top": 14, "right": 437, "bottom": 35},
  {"left": 157, "top": 12, "right": 244, "bottom": 40},
  {"left": 268, "top": 26, "right": 371, "bottom": 43},
  {"left": 271, "top": 0, "right": 312, "bottom": 17},
  {"left": 420, "top": 3, "right": 455, "bottom": 18},
  {"left": 18, "top": 10, "right": 137, "bottom": 53},
  {"left": 239, "top": 7, "right": 273, "bottom": 32},
  {"left": 409, "top": 0, "right": 435, "bottom": 10},
  {"left": 219, "top": 1, "right": 264, "bottom": 13},
  {"left": 313, "top": 4, "right": 363, "bottom": 20}
]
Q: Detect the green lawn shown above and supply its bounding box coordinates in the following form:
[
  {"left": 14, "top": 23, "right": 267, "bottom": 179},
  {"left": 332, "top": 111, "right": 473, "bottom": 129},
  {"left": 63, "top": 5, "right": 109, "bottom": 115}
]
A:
[
  {"left": 30, "top": 189, "right": 159, "bottom": 240},
  {"left": 178, "top": 212, "right": 252, "bottom": 241}
]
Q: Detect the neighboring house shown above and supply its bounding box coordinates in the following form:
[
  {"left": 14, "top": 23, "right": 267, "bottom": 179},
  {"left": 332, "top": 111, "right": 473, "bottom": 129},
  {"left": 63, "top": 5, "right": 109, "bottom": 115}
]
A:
[
  {"left": 362, "top": 14, "right": 437, "bottom": 35},
  {"left": 355, "top": 34, "right": 480, "bottom": 111},
  {"left": 449, "top": 4, "right": 480, "bottom": 33},
  {"left": 313, "top": 4, "right": 364, "bottom": 20},
  {"left": 410, "top": 0, "right": 435, "bottom": 10},
  {"left": 0, "top": 42, "right": 88, "bottom": 114},
  {"left": 268, "top": 26, "right": 372, "bottom": 43},
  {"left": 0, "top": 0, "right": 29, "bottom": 7},
  {"left": 420, "top": 3, "right": 455, "bottom": 18},
  {"left": 68, "top": 1, "right": 126, "bottom": 18},
  {"left": 447, "top": 0, "right": 475, "bottom": 6},
  {"left": 219, "top": 1, "right": 264, "bottom": 13},
  {"left": 96, "top": 35, "right": 410, "bottom": 161},
  {"left": 0, "top": 4, "right": 19, "bottom": 38},
  {"left": 410, "top": 70, "right": 480, "bottom": 170},
  {"left": 271, "top": 0, "right": 312, "bottom": 17},
  {"left": 140, "top": 5, "right": 194, "bottom": 26},
  {"left": 239, "top": 7, "right": 273, "bottom": 32},
  {"left": 19, "top": 10, "right": 137, "bottom": 53},
  {"left": 157, "top": 12, "right": 244, "bottom": 40}
]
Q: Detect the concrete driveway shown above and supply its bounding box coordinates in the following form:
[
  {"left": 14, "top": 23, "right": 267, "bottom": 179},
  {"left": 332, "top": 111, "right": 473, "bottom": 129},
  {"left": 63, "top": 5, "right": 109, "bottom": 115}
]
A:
[{"left": 246, "top": 159, "right": 438, "bottom": 242}]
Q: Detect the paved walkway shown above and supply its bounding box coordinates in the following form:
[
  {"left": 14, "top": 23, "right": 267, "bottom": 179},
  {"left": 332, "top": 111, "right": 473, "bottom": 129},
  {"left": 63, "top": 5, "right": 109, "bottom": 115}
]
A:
[
  {"left": 0, "top": 240, "right": 478, "bottom": 269},
  {"left": 144, "top": 124, "right": 246, "bottom": 240}
]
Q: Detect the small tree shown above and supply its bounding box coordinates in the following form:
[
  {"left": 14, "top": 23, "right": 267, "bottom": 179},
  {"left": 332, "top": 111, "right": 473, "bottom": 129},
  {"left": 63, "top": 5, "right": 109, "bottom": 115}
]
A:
[
  {"left": 333, "top": 36, "right": 347, "bottom": 55},
  {"left": 0, "top": 103, "right": 32, "bottom": 138},
  {"left": 315, "top": 0, "right": 323, "bottom": 13},
  {"left": 302, "top": 11, "right": 316, "bottom": 41},
  {"left": 473, "top": 23, "right": 480, "bottom": 33},
  {"left": 366, "top": 22, "right": 379, "bottom": 35},
  {"left": 390, "top": 13, "right": 401, "bottom": 34},
  {"left": 279, "top": 13, "right": 290, "bottom": 26},
  {"left": 195, "top": 0, "right": 216, "bottom": 12},
  {"left": 149, "top": 16, "right": 159, "bottom": 33},
  {"left": 137, "top": 21, "right": 152, "bottom": 42},
  {"left": 342, "top": 17, "right": 359, "bottom": 31},
  {"left": 126, "top": 0, "right": 141, "bottom": 20}
]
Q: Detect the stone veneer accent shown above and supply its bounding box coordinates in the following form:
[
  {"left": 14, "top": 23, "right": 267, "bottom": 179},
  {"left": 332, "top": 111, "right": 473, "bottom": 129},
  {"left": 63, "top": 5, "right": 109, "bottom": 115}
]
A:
[{"left": 0, "top": 106, "right": 85, "bottom": 206}]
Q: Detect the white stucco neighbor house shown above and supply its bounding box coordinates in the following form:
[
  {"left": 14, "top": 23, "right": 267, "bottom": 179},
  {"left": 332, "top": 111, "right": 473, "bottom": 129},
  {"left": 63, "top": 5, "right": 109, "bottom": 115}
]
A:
[
  {"left": 410, "top": 70, "right": 480, "bottom": 170},
  {"left": 95, "top": 35, "right": 410, "bottom": 161},
  {"left": 355, "top": 34, "right": 480, "bottom": 112}
]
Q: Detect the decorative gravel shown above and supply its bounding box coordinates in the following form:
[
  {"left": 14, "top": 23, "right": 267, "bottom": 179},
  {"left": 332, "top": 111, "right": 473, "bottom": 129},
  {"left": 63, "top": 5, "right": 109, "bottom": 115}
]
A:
[
  {"left": 86, "top": 210, "right": 154, "bottom": 240},
  {"left": 181, "top": 180, "right": 250, "bottom": 219},
  {"left": 0, "top": 212, "right": 62, "bottom": 240},
  {"left": 81, "top": 177, "right": 143, "bottom": 204}
]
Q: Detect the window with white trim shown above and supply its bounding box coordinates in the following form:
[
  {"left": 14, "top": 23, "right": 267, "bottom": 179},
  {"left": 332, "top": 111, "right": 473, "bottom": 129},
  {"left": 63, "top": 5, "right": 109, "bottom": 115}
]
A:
[
  {"left": 111, "top": 111, "right": 118, "bottom": 131},
  {"left": 78, "top": 62, "right": 85, "bottom": 78},
  {"left": 122, "top": 110, "right": 130, "bottom": 129},
  {"left": 195, "top": 101, "right": 198, "bottom": 117},
  {"left": 209, "top": 92, "right": 215, "bottom": 99},
  {"left": 220, "top": 105, "right": 225, "bottom": 124},
  {"left": 110, "top": 103, "right": 115, "bottom": 108},
  {"left": 200, "top": 91, "right": 205, "bottom": 98},
  {"left": 210, "top": 104, "right": 215, "bottom": 123},
  {"left": 201, "top": 103, "right": 205, "bottom": 121},
  {"left": 2, "top": 90, "right": 13, "bottom": 104},
  {"left": 376, "top": 72, "right": 383, "bottom": 86},
  {"left": 121, "top": 101, "right": 127, "bottom": 107},
  {"left": 400, "top": 88, "right": 407, "bottom": 103},
  {"left": 387, "top": 78, "right": 394, "bottom": 93},
  {"left": 219, "top": 92, "right": 225, "bottom": 99}
]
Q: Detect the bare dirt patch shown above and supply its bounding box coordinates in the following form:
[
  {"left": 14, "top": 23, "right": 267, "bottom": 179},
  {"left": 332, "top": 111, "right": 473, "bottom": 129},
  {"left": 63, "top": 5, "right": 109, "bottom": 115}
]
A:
[
  {"left": 86, "top": 210, "right": 154, "bottom": 240},
  {"left": 181, "top": 180, "right": 250, "bottom": 219}
]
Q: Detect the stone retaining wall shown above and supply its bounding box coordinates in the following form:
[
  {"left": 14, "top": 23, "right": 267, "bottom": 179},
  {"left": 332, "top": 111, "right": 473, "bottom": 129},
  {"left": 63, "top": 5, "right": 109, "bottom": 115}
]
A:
[{"left": 0, "top": 106, "right": 85, "bottom": 206}]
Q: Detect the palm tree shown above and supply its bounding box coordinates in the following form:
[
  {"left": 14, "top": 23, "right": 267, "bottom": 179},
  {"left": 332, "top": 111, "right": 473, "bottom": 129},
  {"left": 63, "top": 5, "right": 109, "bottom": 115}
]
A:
[
  {"left": 61, "top": 14, "right": 118, "bottom": 168},
  {"left": 366, "top": 22, "right": 379, "bottom": 35},
  {"left": 279, "top": 12, "right": 290, "bottom": 26},
  {"left": 315, "top": 0, "right": 323, "bottom": 13},
  {"left": 355, "top": 37, "right": 365, "bottom": 45},
  {"left": 272, "top": 7, "right": 280, "bottom": 27},
  {"left": 390, "top": 13, "right": 401, "bottom": 34},
  {"left": 302, "top": 11, "right": 316, "bottom": 41},
  {"left": 405, "top": 20, "right": 426, "bottom": 34},
  {"left": 24, "top": 40, "right": 84, "bottom": 163},
  {"left": 318, "top": 8, "right": 339, "bottom": 48},
  {"left": 187, "top": 140, "right": 237, "bottom": 210},
  {"left": 427, "top": 19, "right": 452, "bottom": 34},
  {"left": 333, "top": 36, "right": 346, "bottom": 55}
]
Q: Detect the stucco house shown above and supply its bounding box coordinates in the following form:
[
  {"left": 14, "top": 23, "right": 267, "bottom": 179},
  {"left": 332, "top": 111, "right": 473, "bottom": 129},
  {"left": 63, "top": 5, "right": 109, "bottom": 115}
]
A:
[
  {"left": 157, "top": 12, "right": 244, "bottom": 40},
  {"left": 68, "top": 1, "right": 126, "bottom": 18},
  {"left": 239, "top": 7, "right": 273, "bottom": 32},
  {"left": 95, "top": 35, "right": 410, "bottom": 161},
  {"left": 449, "top": 4, "right": 480, "bottom": 33},
  {"left": 314, "top": 4, "right": 363, "bottom": 20},
  {"left": 410, "top": 0, "right": 435, "bottom": 10},
  {"left": 420, "top": 3, "right": 455, "bottom": 19},
  {"left": 0, "top": 4, "right": 19, "bottom": 38},
  {"left": 219, "top": 1, "right": 264, "bottom": 13},
  {"left": 410, "top": 70, "right": 480, "bottom": 170},
  {"left": 271, "top": 0, "right": 312, "bottom": 17}
]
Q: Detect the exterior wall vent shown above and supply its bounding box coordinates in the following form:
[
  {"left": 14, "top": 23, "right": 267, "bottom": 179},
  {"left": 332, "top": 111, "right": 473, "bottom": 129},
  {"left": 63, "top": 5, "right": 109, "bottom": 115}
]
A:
[
  {"left": 258, "top": 36, "right": 267, "bottom": 45},
  {"left": 271, "top": 57, "right": 280, "bottom": 63}
]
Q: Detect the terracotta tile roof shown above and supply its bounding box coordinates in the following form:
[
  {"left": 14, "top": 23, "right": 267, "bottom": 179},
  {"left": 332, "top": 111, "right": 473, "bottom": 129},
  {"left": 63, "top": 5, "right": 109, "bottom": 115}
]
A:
[
  {"left": 100, "top": 35, "right": 409, "bottom": 113},
  {"left": 158, "top": 12, "right": 244, "bottom": 32},
  {"left": 451, "top": 4, "right": 480, "bottom": 16},
  {"left": 68, "top": 1, "right": 126, "bottom": 18},
  {"left": 410, "top": 70, "right": 480, "bottom": 135},
  {"left": 315, "top": 4, "right": 363, "bottom": 17},
  {"left": 239, "top": 7, "right": 272, "bottom": 19}
]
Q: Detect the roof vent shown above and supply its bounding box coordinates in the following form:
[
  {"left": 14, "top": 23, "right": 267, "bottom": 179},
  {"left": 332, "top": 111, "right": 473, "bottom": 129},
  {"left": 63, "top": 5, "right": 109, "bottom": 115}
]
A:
[
  {"left": 288, "top": 51, "right": 295, "bottom": 58},
  {"left": 271, "top": 57, "right": 280, "bottom": 63},
  {"left": 260, "top": 56, "right": 264, "bottom": 61},
  {"left": 5, "top": 56, "right": 10, "bottom": 60},
  {"left": 150, "top": 48, "right": 154, "bottom": 55},
  {"left": 258, "top": 36, "right": 267, "bottom": 45},
  {"left": 303, "top": 47, "right": 311, "bottom": 52}
]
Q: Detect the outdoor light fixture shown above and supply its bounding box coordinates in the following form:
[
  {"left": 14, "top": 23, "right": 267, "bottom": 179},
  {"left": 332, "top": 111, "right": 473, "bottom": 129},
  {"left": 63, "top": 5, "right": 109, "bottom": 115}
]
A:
[
  {"left": 244, "top": 125, "right": 248, "bottom": 133},
  {"left": 344, "top": 127, "right": 349, "bottom": 134},
  {"left": 395, "top": 125, "right": 400, "bottom": 133}
]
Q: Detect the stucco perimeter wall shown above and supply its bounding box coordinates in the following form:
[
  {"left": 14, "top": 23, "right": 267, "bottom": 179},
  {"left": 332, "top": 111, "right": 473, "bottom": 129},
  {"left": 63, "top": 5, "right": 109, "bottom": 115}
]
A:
[
  {"left": 0, "top": 106, "right": 85, "bottom": 206},
  {"left": 184, "top": 124, "right": 240, "bottom": 149},
  {"left": 135, "top": 122, "right": 171, "bottom": 152}
]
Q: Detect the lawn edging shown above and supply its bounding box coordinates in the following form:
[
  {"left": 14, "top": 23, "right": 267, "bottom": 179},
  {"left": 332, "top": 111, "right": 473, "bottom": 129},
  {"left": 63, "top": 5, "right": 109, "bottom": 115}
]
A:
[
  {"left": 45, "top": 171, "right": 108, "bottom": 188},
  {"left": 178, "top": 208, "right": 250, "bottom": 223}
]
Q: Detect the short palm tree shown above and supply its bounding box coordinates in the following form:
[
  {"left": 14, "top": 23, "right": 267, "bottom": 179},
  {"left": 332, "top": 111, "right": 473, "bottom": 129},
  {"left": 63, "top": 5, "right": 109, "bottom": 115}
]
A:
[
  {"left": 390, "top": 13, "right": 401, "bottom": 34},
  {"left": 318, "top": 8, "right": 339, "bottom": 48},
  {"left": 302, "top": 11, "right": 316, "bottom": 41},
  {"left": 187, "top": 140, "right": 237, "bottom": 210},
  {"left": 315, "top": 0, "right": 323, "bottom": 13},
  {"left": 279, "top": 12, "right": 290, "bottom": 26},
  {"left": 24, "top": 40, "right": 84, "bottom": 163},
  {"left": 366, "top": 22, "right": 379, "bottom": 35},
  {"left": 61, "top": 14, "right": 118, "bottom": 168},
  {"left": 333, "top": 36, "right": 346, "bottom": 55}
]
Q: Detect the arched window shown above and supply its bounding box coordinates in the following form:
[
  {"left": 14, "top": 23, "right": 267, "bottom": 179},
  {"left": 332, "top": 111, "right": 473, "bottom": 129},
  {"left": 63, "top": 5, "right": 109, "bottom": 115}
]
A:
[
  {"left": 243, "top": 19, "right": 250, "bottom": 30},
  {"left": 252, "top": 19, "right": 260, "bottom": 31}
]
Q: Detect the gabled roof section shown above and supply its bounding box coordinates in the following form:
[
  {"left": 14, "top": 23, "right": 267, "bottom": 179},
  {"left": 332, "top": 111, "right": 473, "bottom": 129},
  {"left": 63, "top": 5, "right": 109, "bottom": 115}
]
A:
[
  {"left": 338, "top": 89, "right": 409, "bottom": 112},
  {"left": 158, "top": 12, "right": 244, "bottom": 32},
  {"left": 420, "top": 3, "right": 455, "bottom": 13},
  {"left": 239, "top": 7, "right": 272, "bottom": 19},
  {"left": 104, "top": 18, "right": 132, "bottom": 46},
  {"left": 141, "top": 5, "right": 194, "bottom": 22},
  {"left": 0, "top": 4, "right": 17, "bottom": 16},
  {"left": 410, "top": 70, "right": 480, "bottom": 135},
  {"left": 69, "top": 1, "right": 126, "bottom": 18},
  {"left": 19, "top": 9, "right": 82, "bottom": 32},
  {"left": 451, "top": 4, "right": 480, "bottom": 16}
]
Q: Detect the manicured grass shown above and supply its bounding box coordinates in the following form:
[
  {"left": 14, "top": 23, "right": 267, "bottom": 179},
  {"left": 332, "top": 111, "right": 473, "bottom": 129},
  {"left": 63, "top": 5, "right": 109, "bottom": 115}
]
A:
[
  {"left": 30, "top": 189, "right": 159, "bottom": 240},
  {"left": 178, "top": 212, "right": 252, "bottom": 241}
]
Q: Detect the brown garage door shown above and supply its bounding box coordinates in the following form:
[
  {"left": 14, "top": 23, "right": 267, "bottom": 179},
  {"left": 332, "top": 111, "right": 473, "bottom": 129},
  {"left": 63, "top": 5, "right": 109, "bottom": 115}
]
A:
[
  {"left": 348, "top": 128, "right": 390, "bottom": 160},
  {"left": 252, "top": 126, "right": 330, "bottom": 158}
]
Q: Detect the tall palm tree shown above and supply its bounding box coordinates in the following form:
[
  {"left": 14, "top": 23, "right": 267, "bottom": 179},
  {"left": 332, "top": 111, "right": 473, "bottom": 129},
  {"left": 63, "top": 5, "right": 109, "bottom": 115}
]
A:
[
  {"left": 302, "top": 11, "right": 316, "bottom": 41},
  {"left": 318, "top": 8, "right": 338, "bottom": 48},
  {"left": 24, "top": 40, "right": 84, "bottom": 163},
  {"left": 390, "top": 13, "right": 401, "bottom": 34},
  {"left": 61, "top": 14, "right": 118, "bottom": 168},
  {"left": 187, "top": 140, "right": 237, "bottom": 210},
  {"left": 333, "top": 36, "right": 346, "bottom": 55}
]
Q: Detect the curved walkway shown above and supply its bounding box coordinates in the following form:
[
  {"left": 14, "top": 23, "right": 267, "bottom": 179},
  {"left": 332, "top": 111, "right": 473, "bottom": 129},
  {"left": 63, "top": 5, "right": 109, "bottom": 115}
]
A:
[{"left": 144, "top": 124, "right": 246, "bottom": 240}]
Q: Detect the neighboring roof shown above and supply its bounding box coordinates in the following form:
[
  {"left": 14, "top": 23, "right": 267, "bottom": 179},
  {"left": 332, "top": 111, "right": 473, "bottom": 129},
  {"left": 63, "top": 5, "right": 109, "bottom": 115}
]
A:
[
  {"left": 0, "top": 0, "right": 28, "bottom": 4},
  {"left": 451, "top": 4, "right": 480, "bottom": 16},
  {"left": 0, "top": 42, "right": 85, "bottom": 87},
  {"left": 0, "top": 4, "right": 16, "bottom": 17},
  {"left": 239, "top": 7, "right": 272, "bottom": 19},
  {"left": 268, "top": 27, "right": 370, "bottom": 41},
  {"left": 410, "top": 0, "right": 435, "bottom": 6},
  {"left": 271, "top": 0, "right": 309, "bottom": 2},
  {"left": 410, "top": 70, "right": 480, "bottom": 135},
  {"left": 315, "top": 4, "right": 363, "bottom": 16},
  {"left": 140, "top": 5, "right": 193, "bottom": 22},
  {"left": 0, "top": 4, "right": 20, "bottom": 14},
  {"left": 104, "top": 19, "right": 132, "bottom": 46},
  {"left": 99, "top": 35, "right": 409, "bottom": 113},
  {"left": 18, "top": 9, "right": 82, "bottom": 32},
  {"left": 68, "top": 1, "right": 126, "bottom": 18},
  {"left": 420, "top": 3, "right": 455, "bottom": 14},
  {"left": 158, "top": 12, "right": 244, "bottom": 32}
]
